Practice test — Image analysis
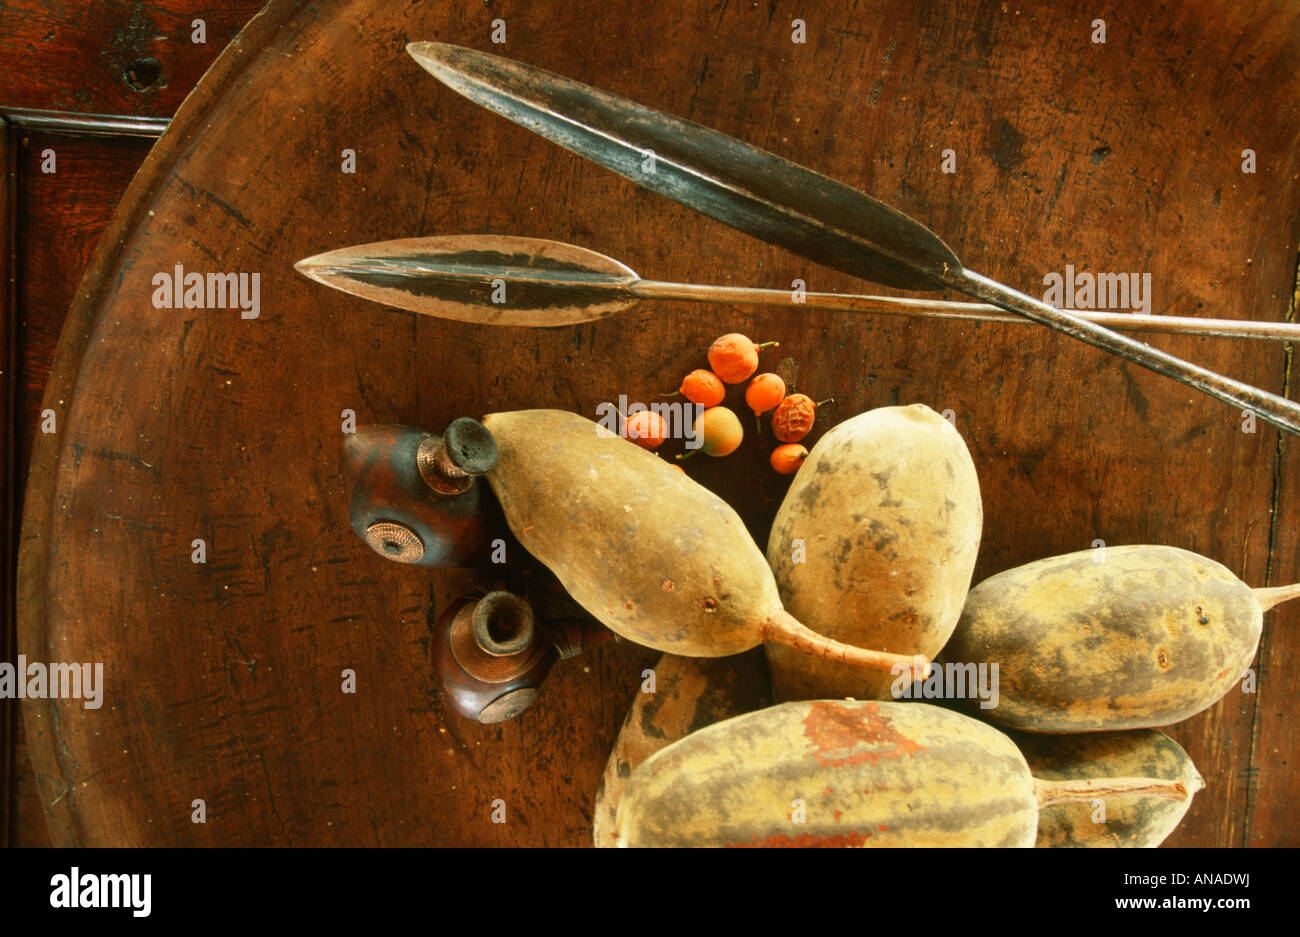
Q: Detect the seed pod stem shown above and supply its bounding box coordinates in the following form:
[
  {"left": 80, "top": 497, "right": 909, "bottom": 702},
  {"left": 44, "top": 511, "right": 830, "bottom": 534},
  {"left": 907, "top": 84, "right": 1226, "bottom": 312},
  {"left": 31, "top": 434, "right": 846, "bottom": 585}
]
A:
[
  {"left": 1253, "top": 582, "right": 1300, "bottom": 611},
  {"left": 761, "top": 610, "right": 929, "bottom": 679},
  {"left": 1033, "top": 776, "right": 1197, "bottom": 808}
]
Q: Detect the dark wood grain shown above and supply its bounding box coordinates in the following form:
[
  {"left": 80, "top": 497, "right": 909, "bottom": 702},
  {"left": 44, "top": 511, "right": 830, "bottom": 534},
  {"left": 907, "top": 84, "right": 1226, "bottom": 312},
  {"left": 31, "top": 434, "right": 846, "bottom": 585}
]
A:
[
  {"left": 11, "top": 132, "right": 156, "bottom": 496},
  {"left": 13, "top": 0, "right": 1300, "bottom": 846},
  {"left": 1, "top": 111, "right": 15, "bottom": 848},
  {"left": 2, "top": 127, "right": 167, "bottom": 848},
  {"left": 1, "top": 0, "right": 269, "bottom": 848},
  {"left": 0, "top": 0, "right": 264, "bottom": 115},
  {"left": 1248, "top": 264, "right": 1298, "bottom": 846}
]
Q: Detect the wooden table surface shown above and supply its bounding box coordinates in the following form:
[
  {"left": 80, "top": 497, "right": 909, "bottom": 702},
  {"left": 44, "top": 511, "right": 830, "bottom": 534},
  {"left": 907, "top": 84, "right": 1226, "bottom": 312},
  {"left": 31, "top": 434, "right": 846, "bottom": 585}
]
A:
[
  {"left": 12, "top": 0, "right": 1300, "bottom": 846},
  {"left": 1, "top": 0, "right": 269, "bottom": 848}
]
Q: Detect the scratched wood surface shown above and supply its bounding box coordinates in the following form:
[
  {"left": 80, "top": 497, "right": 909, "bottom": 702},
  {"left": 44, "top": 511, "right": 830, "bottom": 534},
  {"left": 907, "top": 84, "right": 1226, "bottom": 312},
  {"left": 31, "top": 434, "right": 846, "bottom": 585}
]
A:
[
  {"left": 16, "top": 0, "right": 1299, "bottom": 846},
  {"left": 0, "top": 0, "right": 258, "bottom": 115},
  {"left": 1, "top": 0, "right": 269, "bottom": 848},
  {"left": 4, "top": 132, "right": 160, "bottom": 849}
]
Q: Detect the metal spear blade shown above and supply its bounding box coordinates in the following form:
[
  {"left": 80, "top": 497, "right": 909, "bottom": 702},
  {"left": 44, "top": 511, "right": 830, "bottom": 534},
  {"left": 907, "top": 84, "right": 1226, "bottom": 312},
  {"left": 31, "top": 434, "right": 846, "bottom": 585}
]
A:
[
  {"left": 407, "top": 41, "right": 960, "bottom": 293},
  {"left": 298, "top": 234, "right": 1300, "bottom": 343},
  {"left": 294, "top": 235, "right": 639, "bottom": 327}
]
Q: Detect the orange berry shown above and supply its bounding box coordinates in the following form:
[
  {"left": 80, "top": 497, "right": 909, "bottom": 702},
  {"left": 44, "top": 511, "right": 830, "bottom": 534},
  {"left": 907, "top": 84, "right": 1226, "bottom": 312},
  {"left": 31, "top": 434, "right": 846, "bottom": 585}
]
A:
[
  {"left": 770, "top": 443, "right": 808, "bottom": 475},
  {"left": 677, "top": 369, "right": 726, "bottom": 407},
  {"left": 771, "top": 394, "right": 826, "bottom": 443},
  {"left": 707, "top": 333, "right": 779, "bottom": 384},
  {"left": 678, "top": 406, "right": 743, "bottom": 459},
  {"left": 745, "top": 373, "right": 786, "bottom": 416},
  {"left": 624, "top": 409, "right": 667, "bottom": 450}
]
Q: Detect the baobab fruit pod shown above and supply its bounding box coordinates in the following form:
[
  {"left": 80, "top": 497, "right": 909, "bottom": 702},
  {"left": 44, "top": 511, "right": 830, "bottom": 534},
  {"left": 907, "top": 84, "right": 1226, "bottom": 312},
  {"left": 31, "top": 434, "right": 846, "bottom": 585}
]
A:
[
  {"left": 945, "top": 545, "right": 1300, "bottom": 732},
  {"left": 592, "top": 650, "right": 771, "bottom": 848},
  {"left": 614, "top": 700, "right": 1195, "bottom": 848},
  {"left": 765, "top": 405, "right": 982, "bottom": 701},
  {"left": 481, "top": 411, "right": 926, "bottom": 678},
  {"left": 616, "top": 701, "right": 1036, "bottom": 847},
  {"left": 1011, "top": 730, "right": 1205, "bottom": 848}
]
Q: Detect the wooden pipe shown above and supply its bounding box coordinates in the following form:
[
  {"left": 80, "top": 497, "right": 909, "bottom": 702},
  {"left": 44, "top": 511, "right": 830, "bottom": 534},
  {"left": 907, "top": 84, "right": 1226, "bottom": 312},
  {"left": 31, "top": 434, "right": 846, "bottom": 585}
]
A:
[
  {"left": 341, "top": 419, "right": 506, "bottom": 568},
  {"left": 432, "top": 590, "right": 612, "bottom": 723}
]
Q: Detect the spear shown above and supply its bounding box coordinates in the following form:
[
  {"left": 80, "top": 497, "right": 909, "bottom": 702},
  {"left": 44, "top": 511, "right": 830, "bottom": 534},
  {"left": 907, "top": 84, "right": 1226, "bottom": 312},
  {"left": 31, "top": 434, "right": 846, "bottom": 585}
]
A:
[
  {"left": 296, "top": 234, "right": 1300, "bottom": 342},
  {"left": 401, "top": 42, "right": 1300, "bottom": 436}
]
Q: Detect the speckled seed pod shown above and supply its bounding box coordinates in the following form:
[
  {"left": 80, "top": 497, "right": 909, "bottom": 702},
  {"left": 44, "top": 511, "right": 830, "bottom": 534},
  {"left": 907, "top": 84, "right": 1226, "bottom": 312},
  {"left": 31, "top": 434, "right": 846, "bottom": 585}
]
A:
[
  {"left": 1012, "top": 730, "right": 1205, "bottom": 848},
  {"left": 766, "top": 405, "right": 982, "bottom": 701},
  {"left": 615, "top": 700, "right": 1193, "bottom": 848},
  {"left": 616, "top": 701, "right": 1039, "bottom": 847},
  {"left": 592, "top": 651, "right": 771, "bottom": 848},
  {"left": 945, "top": 545, "right": 1300, "bottom": 732},
  {"left": 482, "top": 410, "right": 926, "bottom": 678}
]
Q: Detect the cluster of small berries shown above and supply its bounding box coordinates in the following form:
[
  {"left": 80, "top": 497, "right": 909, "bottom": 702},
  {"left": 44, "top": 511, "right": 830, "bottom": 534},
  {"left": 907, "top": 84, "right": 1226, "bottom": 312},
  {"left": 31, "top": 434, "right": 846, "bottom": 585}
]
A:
[{"left": 625, "top": 332, "right": 829, "bottom": 475}]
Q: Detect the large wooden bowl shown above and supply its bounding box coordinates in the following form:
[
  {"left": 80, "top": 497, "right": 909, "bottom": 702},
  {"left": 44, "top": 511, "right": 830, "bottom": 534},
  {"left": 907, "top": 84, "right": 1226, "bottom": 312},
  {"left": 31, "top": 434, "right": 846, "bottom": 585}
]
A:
[{"left": 19, "top": 0, "right": 1300, "bottom": 845}]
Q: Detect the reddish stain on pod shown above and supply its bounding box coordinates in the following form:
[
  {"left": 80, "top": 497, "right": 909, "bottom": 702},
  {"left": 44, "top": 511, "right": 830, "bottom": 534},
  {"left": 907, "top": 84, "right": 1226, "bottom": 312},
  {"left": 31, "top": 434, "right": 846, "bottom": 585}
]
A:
[{"left": 802, "top": 700, "right": 923, "bottom": 768}]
